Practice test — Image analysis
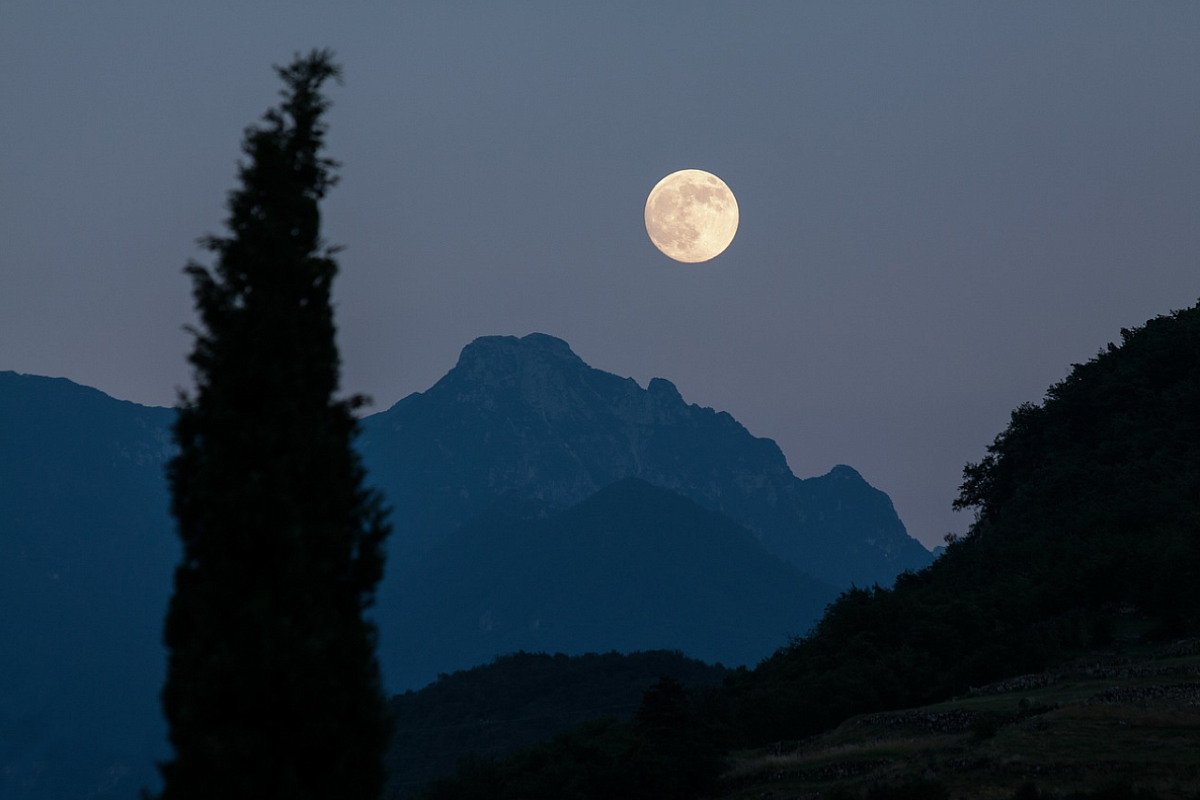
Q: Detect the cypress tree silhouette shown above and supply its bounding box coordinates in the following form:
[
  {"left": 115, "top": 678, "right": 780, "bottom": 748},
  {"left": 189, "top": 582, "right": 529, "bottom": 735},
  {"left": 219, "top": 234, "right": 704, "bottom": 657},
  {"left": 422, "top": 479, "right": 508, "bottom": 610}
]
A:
[{"left": 156, "top": 50, "right": 391, "bottom": 799}]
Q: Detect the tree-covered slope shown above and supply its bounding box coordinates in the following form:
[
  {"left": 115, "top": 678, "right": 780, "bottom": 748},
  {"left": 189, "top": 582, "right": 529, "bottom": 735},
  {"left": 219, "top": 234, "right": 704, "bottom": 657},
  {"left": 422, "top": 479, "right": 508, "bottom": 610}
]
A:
[
  {"left": 385, "top": 650, "right": 727, "bottom": 798},
  {"left": 951, "top": 301, "right": 1200, "bottom": 629},
  {"left": 743, "top": 300, "right": 1200, "bottom": 742}
]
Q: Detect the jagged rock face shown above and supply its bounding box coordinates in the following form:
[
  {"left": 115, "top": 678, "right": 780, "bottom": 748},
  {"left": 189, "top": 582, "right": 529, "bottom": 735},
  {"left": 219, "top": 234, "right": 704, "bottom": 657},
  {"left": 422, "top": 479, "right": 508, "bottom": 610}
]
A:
[{"left": 360, "top": 333, "right": 932, "bottom": 589}]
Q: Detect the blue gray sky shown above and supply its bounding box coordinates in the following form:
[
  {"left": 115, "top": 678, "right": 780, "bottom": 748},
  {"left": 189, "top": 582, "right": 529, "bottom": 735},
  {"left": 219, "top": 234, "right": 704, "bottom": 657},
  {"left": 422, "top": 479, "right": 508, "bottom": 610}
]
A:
[{"left": 3, "top": 3, "right": 1198, "bottom": 548}]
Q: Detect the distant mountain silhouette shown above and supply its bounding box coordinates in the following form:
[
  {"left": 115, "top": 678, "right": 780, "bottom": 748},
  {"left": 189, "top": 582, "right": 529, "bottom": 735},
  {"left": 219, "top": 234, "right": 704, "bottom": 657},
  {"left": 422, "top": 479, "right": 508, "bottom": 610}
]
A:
[
  {"left": 387, "top": 477, "right": 838, "bottom": 689},
  {"left": 0, "top": 371, "right": 177, "bottom": 798},
  {"left": 0, "top": 337, "right": 926, "bottom": 796},
  {"left": 360, "top": 333, "right": 932, "bottom": 588}
]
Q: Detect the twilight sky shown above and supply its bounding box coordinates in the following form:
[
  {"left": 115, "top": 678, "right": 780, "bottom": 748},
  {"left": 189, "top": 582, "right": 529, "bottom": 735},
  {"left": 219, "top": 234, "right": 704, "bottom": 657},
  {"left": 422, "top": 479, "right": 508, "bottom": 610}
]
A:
[{"left": 3, "top": 3, "right": 1198, "bottom": 549}]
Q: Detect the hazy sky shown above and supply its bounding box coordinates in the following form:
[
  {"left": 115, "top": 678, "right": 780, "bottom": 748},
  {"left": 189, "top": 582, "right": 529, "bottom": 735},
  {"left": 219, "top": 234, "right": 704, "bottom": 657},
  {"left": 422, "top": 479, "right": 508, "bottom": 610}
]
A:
[{"left": 3, "top": 3, "right": 1198, "bottom": 548}]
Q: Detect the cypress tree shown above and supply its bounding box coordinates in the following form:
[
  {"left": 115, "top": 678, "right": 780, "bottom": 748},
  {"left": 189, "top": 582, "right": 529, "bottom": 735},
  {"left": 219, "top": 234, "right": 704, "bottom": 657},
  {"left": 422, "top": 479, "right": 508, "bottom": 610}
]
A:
[{"left": 157, "top": 50, "right": 391, "bottom": 799}]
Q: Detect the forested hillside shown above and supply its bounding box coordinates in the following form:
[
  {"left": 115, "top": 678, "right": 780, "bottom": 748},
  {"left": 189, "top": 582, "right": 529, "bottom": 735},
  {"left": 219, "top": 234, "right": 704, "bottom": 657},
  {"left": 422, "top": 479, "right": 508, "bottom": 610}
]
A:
[{"left": 385, "top": 651, "right": 727, "bottom": 798}]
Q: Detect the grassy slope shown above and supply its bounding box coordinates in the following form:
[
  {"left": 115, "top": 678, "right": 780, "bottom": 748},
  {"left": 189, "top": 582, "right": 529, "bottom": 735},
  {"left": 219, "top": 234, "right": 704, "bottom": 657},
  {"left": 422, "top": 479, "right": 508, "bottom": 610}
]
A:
[{"left": 721, "top": 632, "right": 1200, "bottom": 799}]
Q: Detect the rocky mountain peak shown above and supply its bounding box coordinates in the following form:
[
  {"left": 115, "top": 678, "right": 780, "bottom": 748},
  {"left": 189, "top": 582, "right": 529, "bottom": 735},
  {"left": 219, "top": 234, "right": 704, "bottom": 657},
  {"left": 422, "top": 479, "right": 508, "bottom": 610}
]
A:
[
  {"left": 427, "top": 333, "right": 701, "bottom": 430},
  {"left": 827, "top": 464, "right": 865, "bottom": 481},
  {"left": 435, "top": 333, "right": 615, "bottom": 419},
  {"left": 362, "top": 334, "right": 933, "bottom": 589},
  {"left": 647, "top": 377, "right": 683, "bottom": 403},
  {"left": 452, "top": 333, "right": 584, "bottom": 383}
]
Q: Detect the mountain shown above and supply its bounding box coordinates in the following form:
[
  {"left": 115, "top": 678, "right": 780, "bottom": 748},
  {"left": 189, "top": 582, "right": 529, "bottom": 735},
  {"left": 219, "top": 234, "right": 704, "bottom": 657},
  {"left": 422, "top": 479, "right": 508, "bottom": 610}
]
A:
[
  {"left": 408, "top": 305, "right": 1200, "bottom": 799},
  {"left": 359, "top": 333, "right": 932, "bottom": 588},
  {"left": 0, "top": 336, "right": 922, "bottom": 796},
  {"left": 0, "top": 371, "right": 177, "bottom": 798},
  {"left": 386, "top": 477, "right": 838, "bottom": 689}
]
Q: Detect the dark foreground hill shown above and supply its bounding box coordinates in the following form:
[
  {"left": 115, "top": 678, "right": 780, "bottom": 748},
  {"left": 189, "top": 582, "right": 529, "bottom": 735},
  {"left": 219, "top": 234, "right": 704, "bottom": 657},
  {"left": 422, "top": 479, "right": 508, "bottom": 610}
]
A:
[
  {"left": 721, "top": 637, "right": 1200, "bottom": 800},
  {"left": 423, "top": 638, "right": 1200, "bottom": 800},
  {"left": 385, "top": 650, "right": 728, "bottom": 799},
  {"left": 416, "top": 301, "right": 1200, "bottom": 799},
  {"left": 737, "top": 299, "right": 1200, "bottom": 744}
]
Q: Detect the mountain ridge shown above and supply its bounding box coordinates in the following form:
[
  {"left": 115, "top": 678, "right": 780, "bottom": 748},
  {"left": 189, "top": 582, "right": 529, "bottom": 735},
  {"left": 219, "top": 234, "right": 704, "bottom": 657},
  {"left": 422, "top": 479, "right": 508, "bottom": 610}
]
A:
[
  {"left": 360, "top": 332, "right": 932, "bottom": 588},
  {"left": 0, "top": 370, "right": 178, "bottom": 799},
  {"left": 0, "top": 337, "right": 925, "bottom": 797}
]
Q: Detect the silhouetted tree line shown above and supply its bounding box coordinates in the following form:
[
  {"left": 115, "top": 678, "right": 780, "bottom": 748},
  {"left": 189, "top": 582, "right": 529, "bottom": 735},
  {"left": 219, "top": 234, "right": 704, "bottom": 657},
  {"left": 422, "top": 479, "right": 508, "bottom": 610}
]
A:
[
  {"left": 384, "top": 650, "right": 727, "bottom": 798},
  {"left": 413, "top": 676, "right": 723, "bottom": 800},
  {"left": 728, "top": 300, "right": 1200, "bottom": 744}
]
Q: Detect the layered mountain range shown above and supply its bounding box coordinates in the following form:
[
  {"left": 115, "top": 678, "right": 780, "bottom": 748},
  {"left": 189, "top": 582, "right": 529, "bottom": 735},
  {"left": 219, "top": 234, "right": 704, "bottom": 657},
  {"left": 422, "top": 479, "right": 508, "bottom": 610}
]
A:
[
  {"left": 359, "top": 333, "right": 931, "bottom": 588},
  {"left": 0, "top": 333, "right": 930, "bottom": 796},
  {"left": 388, "top": 477, "right": 837, "bottom": 688},
  {"left": 407, "top": 302, "right": 1200, "bottom": 800}
]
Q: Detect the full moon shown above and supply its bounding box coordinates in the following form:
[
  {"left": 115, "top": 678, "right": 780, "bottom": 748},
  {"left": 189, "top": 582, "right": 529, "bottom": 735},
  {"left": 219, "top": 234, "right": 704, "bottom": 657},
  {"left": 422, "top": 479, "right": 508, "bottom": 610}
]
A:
[{"left": 644, "top": 169, "right": 739, "bottom": 263}]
